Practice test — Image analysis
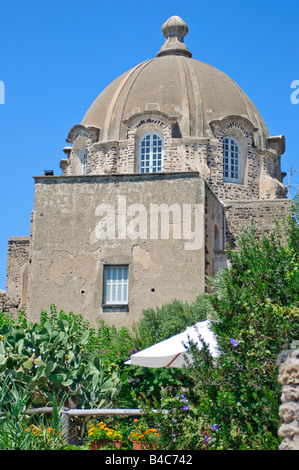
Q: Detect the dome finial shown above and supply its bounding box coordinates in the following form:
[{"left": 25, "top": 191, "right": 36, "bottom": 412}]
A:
[{"left": 157, "top": 15, "right": 192, "bottom": 58}]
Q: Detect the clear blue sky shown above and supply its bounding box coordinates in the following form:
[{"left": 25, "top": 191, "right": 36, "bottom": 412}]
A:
[{"left": 0, "top": 0, "right": 298, "bottom": 290}]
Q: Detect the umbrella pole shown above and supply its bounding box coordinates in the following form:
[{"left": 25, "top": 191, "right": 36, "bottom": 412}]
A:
[{"left": 166, "top": 353, "right": 182, "bottom": 367}]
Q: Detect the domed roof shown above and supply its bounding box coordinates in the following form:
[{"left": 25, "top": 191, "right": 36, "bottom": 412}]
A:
[{"left": 81, "top": 16, "right": 269, "bottom": 145}]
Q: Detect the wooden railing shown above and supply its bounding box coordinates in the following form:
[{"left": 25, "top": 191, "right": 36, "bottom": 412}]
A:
[{"left": 26, "top": 407, "right": 149, "bottom": 445}]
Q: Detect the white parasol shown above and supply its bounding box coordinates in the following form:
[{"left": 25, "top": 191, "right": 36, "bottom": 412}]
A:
[{"left": 125, "top": 320, "right": 220, "bottom": 368}]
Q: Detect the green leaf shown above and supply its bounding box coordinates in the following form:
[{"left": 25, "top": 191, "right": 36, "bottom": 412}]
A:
[
  {"left": 49, "top": 373, "right": 67, "bottom": 384},
  {"left": 92, "top": 373, "right": 99, "bottom": 390},
  {"left": 121, "top": 372, "right": 128, "bottom": 383},
  {"left": 17, "top": 338, "right": 24, "bottom": 355},
  {"left": 33, "top": 356, "right": 43, "bottom": 366},
  {"left": 45, "top": 361, "right": 55, "bottom": 375},
  {"left": 57, "top": 319, "right": 69, "bottom": 332},
  {"left": 23, "top": 359, "right": 34, "bottom": 371},
  {"left": 55, "top": 351, "right": 65, "bottom": 359},
  {"left": 98, "top": 398, "right": 106, "bottom": 408},
  {"left": 1, "top": 324, "right": 10, "bottom": 335},
  {"left": 93, "top": 356, "right": 101, "bottom": 370},
  {"left": 80, "top": 330, "right": 90, "bottom": 345},
  {"left": 62, "top": 378, "right": 73, "bottom": 386},
  {"left": 101, "top": 380, "right": 114, "bottom": 392},
  {"left": 0, "top": 340, "right": 5, "bottom": 359},
  {"left": 35, "top": 364, "right": 46, "bottom": 378}
]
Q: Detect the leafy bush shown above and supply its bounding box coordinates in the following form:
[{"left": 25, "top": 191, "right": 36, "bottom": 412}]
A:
[
  {"left": 0, "top": 198, "right": 297, "bottom": 450},
  {"left": 136, "top": 295, "right": 217, "bottom": 347},
  {"left": 0, "top": 378, "right": 66, "bottom": 450},
  {"left": 0, "top": 308, "right": 125, "bottom": 410},
  {"left": 141, "top": 204, "right": 299, "bottom": 450}
]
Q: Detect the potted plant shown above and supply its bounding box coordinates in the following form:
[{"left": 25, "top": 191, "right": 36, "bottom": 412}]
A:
[
  {"left": 128, "top": 419, "right": 160, "bottom": 450},
  {"left": 88, "top": 421, "right": 123, "bottom": 450}
]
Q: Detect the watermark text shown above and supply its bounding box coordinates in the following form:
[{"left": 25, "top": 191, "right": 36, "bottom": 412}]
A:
[
  {"left": 0, "top": 81, "right": 4, "bottom": 104},
  {"left": 94, "top": 196, "right": 204, "bottom": 251},
  {"left": 291, "top": 80, "right": 299, "bottom": 104}
]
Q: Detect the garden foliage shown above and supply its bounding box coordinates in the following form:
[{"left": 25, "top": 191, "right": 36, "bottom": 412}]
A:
[
  {"left": 143, "top": 199, "right": 299, "bottom": 450},
  {"left": 0, "top": 307, "right": 126, "bottom": 411},
  {"left": 0, "top": 196, "right": 298, "bottom": 449}
]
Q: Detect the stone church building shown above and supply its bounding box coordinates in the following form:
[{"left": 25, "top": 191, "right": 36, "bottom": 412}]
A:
[{"left": 1, "top": 16, "right": 290, "bottom": 329}]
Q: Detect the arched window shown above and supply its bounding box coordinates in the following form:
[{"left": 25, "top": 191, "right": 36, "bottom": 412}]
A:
[
  {"left": 81, "top": 147, "right": 87, "bottom": 175},
  {"left": 223, "top": 137, "right": 240, "bottom": 183},
  {"left": 139, "top": 132, "right": 164, "bottom": 173}
]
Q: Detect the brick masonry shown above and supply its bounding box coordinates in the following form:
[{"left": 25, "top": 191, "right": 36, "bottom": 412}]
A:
[
  {"left": 60, "top": 118, "right": 287, "bottom": 203},
  {"left": 224, "top": 199, "right": 292, "bottom": 248},
  {"left": 1, "top": 236, "right": 30, "bottom": 315}
]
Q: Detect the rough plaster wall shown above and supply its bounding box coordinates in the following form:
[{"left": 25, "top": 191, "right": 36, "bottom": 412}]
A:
[
  {"left": 277, "top": 348, "right": 299, "bottom": 450},
  {"left": 27, "top": 173, "right": 210, "bottom": 329},
  {"left": 204, "top": 183, "right": 226, "bottom": 277}
]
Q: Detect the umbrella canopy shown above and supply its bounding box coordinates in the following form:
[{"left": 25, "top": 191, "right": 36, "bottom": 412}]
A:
[{"left": 125, "top": 320, "right": 220, "bottom": 368}]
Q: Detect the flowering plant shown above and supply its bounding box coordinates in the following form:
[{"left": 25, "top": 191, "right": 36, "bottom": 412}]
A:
[
  {"left": 25, "top": 424, "right": 63, "bottom": 439},
  {"left": 87, "top": 421, "right": 122, "bottom": 442},
  {"left": 24, "top": 424, "right": 63, "bottom": 449},
  {"left": 128, "top": 419, "right": 160, "bottom": 444}
]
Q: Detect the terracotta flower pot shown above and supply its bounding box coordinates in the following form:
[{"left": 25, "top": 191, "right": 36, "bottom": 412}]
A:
[
  {"left": 133, "top": 441, "right": 157, "bottom": 450},
  {"left": 91, "top": 440, "right": 123, "bottom": 450}
]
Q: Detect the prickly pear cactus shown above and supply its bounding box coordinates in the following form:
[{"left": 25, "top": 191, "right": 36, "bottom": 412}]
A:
[{"left": 0, "top": 314, "right": 126, "bottom": 409}]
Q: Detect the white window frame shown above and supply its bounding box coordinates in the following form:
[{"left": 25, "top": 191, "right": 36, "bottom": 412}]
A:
[
  {"left": 223, "top": 136, "right": 240, "bottom": 183},
  {"left": 103, "top": 265, "right": 129, "bottom": 306},
  {"left": 81, "top": 147, "right": 87, "bottom": 175},
  {"left": 138, "top": 132, "right": 164, "bottom": 173}
]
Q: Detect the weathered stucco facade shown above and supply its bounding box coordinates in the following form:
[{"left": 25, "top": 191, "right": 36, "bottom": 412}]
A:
[
  {"left": 26, "top": 172, "right": 225, "bottom": 329},
  {"left": 2, "top": 16, "right": 291, "bottom": 328}
]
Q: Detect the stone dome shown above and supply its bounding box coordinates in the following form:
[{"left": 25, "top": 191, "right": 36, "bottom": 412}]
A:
[{"left": 81, "top": 16, "right": 269, "bottom": 147}]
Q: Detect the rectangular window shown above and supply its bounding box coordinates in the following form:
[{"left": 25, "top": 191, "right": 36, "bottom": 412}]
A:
[
  {"left": 223, "top": 137, "right": 240, "bottom": 183},
  {"left": 139, "top": 132, "right": 164, "bottom": 173},
  {"left": 103, "top": 265, "right": 129, "bottom": 306},
  {"left": 81, "top": 148, "right": 87, "bottom": 175}
]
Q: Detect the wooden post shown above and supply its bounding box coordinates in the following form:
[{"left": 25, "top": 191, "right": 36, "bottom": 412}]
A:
[{"left": 60, "top": 410, "right": 70, "bottom": 445}]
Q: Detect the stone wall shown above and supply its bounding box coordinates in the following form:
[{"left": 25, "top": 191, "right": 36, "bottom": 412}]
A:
[
  {"left": 0, "top": 236, "right": 30, "bottom": 315},
  {"left": 277, "top": 346, "right": 299, "bottom": 450},
  {"left": 59, "top": 118, "right": 288, "bottom": 212},
  {"left": 0, "top": 291, "right": 20, "bottom": 315},
  {"left": 6, "top": 236, "right": 30, "bottom": 300},
  {"left": 224, "top": 199, "right": 292, "bottom": 248}
]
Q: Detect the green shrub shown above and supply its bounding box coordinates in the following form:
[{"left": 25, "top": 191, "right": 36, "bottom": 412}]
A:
[
  {"left": 0, "top": 308, "right": 125, "bottom": 410},
  {"left": 140, "top": 203, "right": 299, "bottom": 450},
  {"left": 0, "top": 378, "right": 66, "bottom": 450},
  {"left": 136, "top": 295, "right": 217, "bottom": 347}
]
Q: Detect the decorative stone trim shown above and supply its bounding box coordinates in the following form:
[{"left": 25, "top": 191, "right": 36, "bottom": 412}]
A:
[
  {"left": 60, "top": 124, "right": 101, "bottom": 176},
  {"left": 126, "top": 114, "right": 173, "bottom": 173},
  {"left": 210, "top": 114, "right": 257, "bottom": 135},
  {"left": 205, "top": 117, "right": 260, "bottom": 200},
  {"left": 66, "top": 124, "right": 100, "bottom": 144}
]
